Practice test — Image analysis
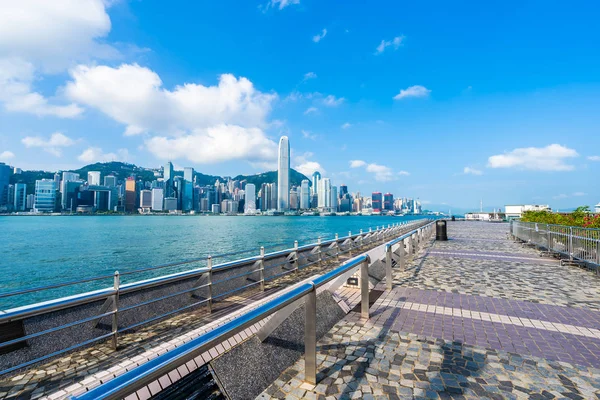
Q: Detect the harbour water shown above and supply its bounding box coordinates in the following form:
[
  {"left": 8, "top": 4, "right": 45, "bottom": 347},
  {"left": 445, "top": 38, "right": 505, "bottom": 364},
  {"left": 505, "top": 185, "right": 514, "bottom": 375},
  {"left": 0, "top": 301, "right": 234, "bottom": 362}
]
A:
[{"left": 0, "top": 215, "right": 426, "bottom": 308}]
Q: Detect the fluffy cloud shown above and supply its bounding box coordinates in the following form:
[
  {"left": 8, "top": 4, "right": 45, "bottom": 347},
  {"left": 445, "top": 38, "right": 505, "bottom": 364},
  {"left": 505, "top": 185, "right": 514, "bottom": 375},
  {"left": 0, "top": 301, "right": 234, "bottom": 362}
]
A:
[
  {"left": 0, "top": 151, "right": 15, "bottom": 161},
  {"left": 588, "top": 155, "right": 600, "bottom": 161},
  {"left": 301, "top": 130, "right": 317, "bottom": 140},
  {"left": 398, "top": 171, "right": 410, "bottom": 176},
  {"left": 350, "top": 160, "right": 403, "bottom": 182},
  {"left": 66, "top": 64, "right": 276, "bottom": 134},
  {"left": 145, "top": 125, "right": 277, "bottom": 164},
  {"left": 375, "top": 36, "right": 405, "bottom": 54},
  {"left": 313, "top": 29, "right": 327, "bottom": 43},
  {"left": 349, "top": 160, "right": 366, "bottom": 168},
  {"left": 263, "top": 0, "right": 300, "bottom": 11},
  {"left": 78, "top": 147, "right": 131, "bottom": 164},
  {"left": 0, "top": 0, "right": 114, "bottom": 118},
  {"left": 303, "top": 72, "right": 317, "bottom": 81},
  {"left": 487, "top": 144, "right": 578, "bottom": 171},
  {"left": 21, "top": 132, "right": 75, "bottom": 157},
  {"left": 304, "top": 107, "right": 318, "bottom": 115},
  {"left": 341, "top": 122, "right": 352, "bottom": 129},
  {"left": 322, "top": 95, "right": 345, "bottom": 107},
  {"left": 294, "top": 152, "right": 324, "bottom": 176},
  {"left": 393, "top": 85, "right": 431, "bottom": 100},
  {"left": 463, "top": 167, "right": 483, "bottom": 175}
]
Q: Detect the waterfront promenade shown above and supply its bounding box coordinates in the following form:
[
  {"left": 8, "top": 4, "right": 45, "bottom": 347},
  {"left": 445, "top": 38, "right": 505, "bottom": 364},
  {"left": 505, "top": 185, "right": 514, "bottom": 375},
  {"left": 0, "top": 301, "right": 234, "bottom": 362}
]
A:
[{"left": 259, "top": 222, "right": 600, "bottom": 399}]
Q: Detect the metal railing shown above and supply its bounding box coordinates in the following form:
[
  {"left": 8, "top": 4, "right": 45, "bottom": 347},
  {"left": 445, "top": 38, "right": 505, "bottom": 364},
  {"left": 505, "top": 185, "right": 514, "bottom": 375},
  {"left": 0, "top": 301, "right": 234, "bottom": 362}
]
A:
[
  {"left": 511, "top": 221, "right": 600, "bottom": 272},
  {"left": 71, "top": 221, "right": 435, "bottom": 400},
  {"left": 0, "top": 220, "right": 429, "bottom": 377}
]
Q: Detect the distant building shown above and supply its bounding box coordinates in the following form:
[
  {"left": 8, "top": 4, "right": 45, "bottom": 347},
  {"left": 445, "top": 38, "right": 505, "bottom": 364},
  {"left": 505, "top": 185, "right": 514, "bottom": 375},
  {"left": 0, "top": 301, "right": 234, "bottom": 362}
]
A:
[
  {"left": 211, "top": 204, "right": 220, "bottom": 214},
  {"left": 164, "top": 161, "right": 174, "bottom": 198},
  {"left": 26, "top": 194, "right": 35, "bottom": 209},
  {"left": 244, "top": 183, "right": 256, "bottom": 214},
  {"left": 300, "top": 180, "right": 310, "bottom": 209},
  {"left": 13, "top": 168, "right": 22, "bottom": 175},
  {"left": 88, "top": 171, "right": 101, "bottom": 185},
  {"left": 384, "top": 193, "right": 394, "bottom": 211},
  {"left": 596, "top": 202, "right": 600, "bottom": 213},
  {"left": 277, "top": 136, "right": 290, "bottom": 211},
  {"left": 289, "top": 187, "right": 299, "bottom": 210},
  {"left": 505, "top": 204, "right": 551, "bottom": 220},
  {"left": 104, "top": 175, "right": 117, "bottom": 187},
  {"left": 62, "top": 181, "right": 83, "bottom": 211},
  {"left": 330, "top": 186, "right": 338, "bottom": 212},
  {"left": 372, "top": 192, "right": 383, "bottom": 212},
  {"left": 164, "top": 197, "right": 178, "bottom": 211},
  {"left": 13, "top": 183, "right": 26, "bottom": 211},
  {"left": 152, "top": 188, "right": 164, "bottom": 211},
  {"left": 125, "top": 178, "right": 138, "bottom": 212},
  {"left": 140, "top": 189, "right": 152, "bottom": 210},
  {"left": 183, "top": 167, "right": 195, "bottom": 212},
  {"left": 0, "top": 162, "right": 10, "bottom": 207},
  {"left": 311, "top": 171, "right": 321, "bottom": 196},
  {"left": 34, "top": 179, "right": 57, "bottom": 213}
]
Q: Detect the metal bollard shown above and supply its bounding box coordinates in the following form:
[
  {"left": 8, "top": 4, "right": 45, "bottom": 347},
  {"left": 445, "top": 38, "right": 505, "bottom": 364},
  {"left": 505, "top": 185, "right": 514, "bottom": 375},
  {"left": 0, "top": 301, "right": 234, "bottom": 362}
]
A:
[
  {"left": 111, "top": 271, "right": 120, "bottom": 350},
  {"left": 260, "top": 247, "right": 265, "bottom": 291},
  {"left": 304, "top": 288, "right": 317, "bottom": 385},
  {"left": 207, "top": 256, "right": 213, "bottom": 313},
  {"left": 360, "top": 259, "right": 370, "bottom": 320}
]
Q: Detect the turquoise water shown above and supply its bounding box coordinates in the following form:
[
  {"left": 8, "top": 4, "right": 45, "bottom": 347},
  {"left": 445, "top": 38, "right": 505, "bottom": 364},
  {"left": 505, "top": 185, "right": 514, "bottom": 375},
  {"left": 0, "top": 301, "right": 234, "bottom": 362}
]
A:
[{"left": 0, "top": 215, "right": 426, "bottom": 308}]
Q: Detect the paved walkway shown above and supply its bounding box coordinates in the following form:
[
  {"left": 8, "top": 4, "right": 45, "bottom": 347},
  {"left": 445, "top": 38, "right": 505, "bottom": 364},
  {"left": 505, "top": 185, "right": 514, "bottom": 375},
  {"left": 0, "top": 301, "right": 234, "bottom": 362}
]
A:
[{"left": 259, "top": 222, "right": 600, "bottom": 399}]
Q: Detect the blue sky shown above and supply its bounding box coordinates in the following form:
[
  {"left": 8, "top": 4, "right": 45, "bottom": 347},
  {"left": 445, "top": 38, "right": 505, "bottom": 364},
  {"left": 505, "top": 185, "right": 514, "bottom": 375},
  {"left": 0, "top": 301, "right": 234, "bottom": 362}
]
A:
[{"left": 0, "top": 0, "right": 599, "bottom": 211}]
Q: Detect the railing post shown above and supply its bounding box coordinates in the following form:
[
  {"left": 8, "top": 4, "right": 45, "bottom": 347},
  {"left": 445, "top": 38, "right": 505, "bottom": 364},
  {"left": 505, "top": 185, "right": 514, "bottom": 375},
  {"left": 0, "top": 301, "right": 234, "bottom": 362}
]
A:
[
  {"left": 260, "top": 247, "right": 265, "bottom": 291},
  {"left": 111, "top": 271, "right": 120, "bottom": 350},
  {"left": 399, "top": 239, "right": 406, "bottom": 270},
  {"left": 207, "top": 256, "right": 213, "bottom": 313},
  {"left": 569, "top": 227, "right": 573, "bottom": 261},
  {"left": 304, "top": 288, "right": 317, "bottom": 385},
  {"left": 348, "top": 231, "right": 353, "bottom": 256},
  {"left": 360, "top": 259, "right": 370, "bottom": 320},
  {"left": 294, "top": 241, "right": 299, "bottom": 273},
  {"left": 359, "top": 229, "right": 364, "bottom": 248},
  {"left": 385, "top": 246, "right": 393, "bottom": 291},
  {"left": 317, "top": 237, "right": 322, "bottom": 266},
  {"left": 335, "top": 233, "right": 340, "bottom": 262}
]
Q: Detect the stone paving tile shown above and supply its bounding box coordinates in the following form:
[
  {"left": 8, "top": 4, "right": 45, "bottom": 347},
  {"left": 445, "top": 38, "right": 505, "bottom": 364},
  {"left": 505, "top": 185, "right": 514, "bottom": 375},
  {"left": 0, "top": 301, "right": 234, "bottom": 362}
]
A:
[{"left": 257, "top": 318, "right": 600, "bottom": 400}]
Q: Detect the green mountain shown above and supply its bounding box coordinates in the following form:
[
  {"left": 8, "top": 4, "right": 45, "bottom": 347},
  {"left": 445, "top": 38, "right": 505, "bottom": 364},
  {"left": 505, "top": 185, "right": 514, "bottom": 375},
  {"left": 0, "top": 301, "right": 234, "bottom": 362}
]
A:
[{"left": 9, "top": 161, "right": 310, "bottom": 191}]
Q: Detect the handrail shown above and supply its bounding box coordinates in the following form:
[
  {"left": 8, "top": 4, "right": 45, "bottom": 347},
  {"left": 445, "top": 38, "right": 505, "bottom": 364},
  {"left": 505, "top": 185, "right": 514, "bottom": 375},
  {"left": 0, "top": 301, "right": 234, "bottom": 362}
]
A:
[{"left": 71, "top": 254, "right": 372, "bottom": 400}]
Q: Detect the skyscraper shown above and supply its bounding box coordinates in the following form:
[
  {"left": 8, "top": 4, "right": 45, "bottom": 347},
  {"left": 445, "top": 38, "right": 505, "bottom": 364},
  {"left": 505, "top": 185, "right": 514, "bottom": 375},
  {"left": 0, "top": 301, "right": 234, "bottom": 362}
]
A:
[
  {"left": 0, "top": 162, "right": 11, "bottom": 207},
  {"left": 13, "top": 183, "right": 26, "bottom": 211},
  {"left": 244, "top": 184, "right": 256, "bottom": 214},
  {"left": 33, "top": 179, "right": 57, "bottom": 213},
  {"left": 331, "top": 186, "right": 338, "bottom": 212},
  {"left": 164, "top": 161, "right": 174, "bottom": 197},
  {"left": 372, "top": 192, "right": 383, "bottom": 212},
  {"left": 125, "top": 178, "right": 138, "bottom": 212},
  {"left": 311, "top": 171, "right": 321, "bottom": 196},
  {"left": 384, "top": 193, "right": 394, "bottom": 211},
  {"left": 140, "top": 190, "right": 152, "bottom": 209},
  {"left": 104, "top": 175, "right": 117, "bottom": 187},
  {"left": 322, "top": 178, "right": 331, "bottom": 209},
  {"left": 152, "top": 188, "right": 164, "bottom": 211},
  {"left": 183, "top": 167, "right": 195, "bottom": 212},
  {"left": 300, "top": 179, "right": 310, "bottom": 209},
  {"left": 277, "top": 136, "right": 290, "bottom": 211},
  {"left": 87, "top": 171, "right": 101, "bottom": 185}
]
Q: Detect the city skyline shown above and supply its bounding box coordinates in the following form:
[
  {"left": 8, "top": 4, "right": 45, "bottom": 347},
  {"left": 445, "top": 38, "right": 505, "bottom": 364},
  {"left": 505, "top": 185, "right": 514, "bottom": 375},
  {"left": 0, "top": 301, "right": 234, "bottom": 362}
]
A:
[{"left": 0, "top": 1, "right": 599, "bottom": 209}]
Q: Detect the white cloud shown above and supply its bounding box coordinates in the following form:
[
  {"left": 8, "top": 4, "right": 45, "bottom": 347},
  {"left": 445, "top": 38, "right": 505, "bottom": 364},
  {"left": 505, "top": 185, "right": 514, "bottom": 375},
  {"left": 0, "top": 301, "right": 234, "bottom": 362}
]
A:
[
  {"left": 487, "top": 144, "right": 578, "bottom": 171},
  {"left": 294, "top": 152, "right": 324, "bottom": 176},
  {"left": 304, "top": 107, "right": 318, "bottom": 115},
  {"left": 588, "top": 155, "right": 600, "bottom": 161},
  {"left": 303, "top": 72, "right": 317, "bottom": 81},
  {"left": 349, "top": 160, "right": 366, "bottom": 168},
  {"left": 263, "top": 0, "right": 300, "bottom": 11},
  {"left": 375, "top": 36, "right": 405, "bottom": 54},
  {"left": 322, "top": 95, "right": 345, "bottom": 107},
  {"left": 78, "top": 147, "right": 131, "bottom": 164},
  {"left": 341, "top": 122, "right": 352, "bottom": 129},
  {"left": 145, "top": 125, "right": 277, "bottom": 164},
  {"left": 398, "top": 171, "right": 410, "bottom": 176},
  {"left": 553, "top": 192, "right": 587, "bottom": 200},
  {"left": 21, "top": 132, "right": 75, "bottom": 157},
  {"left": 463, "top": 167, "right": 483, "bottom": 176},
  {"left": 66, "top": 65, "right": 276, "bottom": 134},
  {"left": 301, "top": 130, "right": 317, "bottom": 140},
  {"left": 313, "top": 29, "right": 327, "bottom": 43},
  {"left": 393, "top": 85, "right": 431, "bottom": 100},
  {"left": 573, "top": 192, "right": 586, "bottom": 196},
  {"left": 0, "top": 0, "right": 115, "bottom": 118},
  {"left": 0, "top": 151, "right": 15, "bottom": 161}
]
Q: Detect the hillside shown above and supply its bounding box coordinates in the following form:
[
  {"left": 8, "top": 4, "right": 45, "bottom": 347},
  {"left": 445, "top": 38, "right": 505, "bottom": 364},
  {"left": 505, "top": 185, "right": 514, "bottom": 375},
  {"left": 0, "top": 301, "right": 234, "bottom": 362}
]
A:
[{"left": 9, "top": 162, "right": 310, "bottom": 191}]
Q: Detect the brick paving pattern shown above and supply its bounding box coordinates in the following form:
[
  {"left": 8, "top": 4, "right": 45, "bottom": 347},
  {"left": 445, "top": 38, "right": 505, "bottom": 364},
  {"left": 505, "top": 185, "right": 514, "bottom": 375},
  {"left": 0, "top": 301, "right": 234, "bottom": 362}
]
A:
[{"left": 259, "top": 222, "right": 600, "bottom": 399}]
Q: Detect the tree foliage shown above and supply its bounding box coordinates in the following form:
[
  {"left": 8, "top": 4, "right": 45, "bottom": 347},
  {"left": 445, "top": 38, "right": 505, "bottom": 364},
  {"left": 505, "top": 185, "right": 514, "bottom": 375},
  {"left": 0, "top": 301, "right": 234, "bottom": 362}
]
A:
[{"left": 521, "top": 206, "right": 600, "bottom": 228}]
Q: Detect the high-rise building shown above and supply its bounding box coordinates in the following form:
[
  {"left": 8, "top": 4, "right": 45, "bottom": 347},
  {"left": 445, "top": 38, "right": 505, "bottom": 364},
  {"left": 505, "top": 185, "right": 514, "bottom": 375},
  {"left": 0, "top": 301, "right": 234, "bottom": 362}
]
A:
[
  {"left": 13, "top": 183, "right": 26, "bottom": 211},
  {"left": 384, "top": 193, "right": 394, "bottom": 211},
  {"left": 0, "top": 162, "right": 11, "bottom": 207},
  {"left": 277, "top": 136, "right": 290, "bottom": 211},
  {"left": 244, "top": 184, "right": 256, "bottom": 214},
  {"left": 331, "top": 186, "right": 338, "bottom": 212},
  {"left": 140, "top": 190, "right": 152, "bottom": 209},
  {"left": 183, "top": 167, "right": 195, "bottom": 212},
  {"left": 164, "top": 197, "right": 178, "bottom": 211},
  {"left": 323, "top": 178, "right": 331, "bottom": 209},
  {"left": 300, "top": 180, "right": 310, "bottom": 209},
  {"left": 164, "top": 161, "right": 174, "bottom": 197},
  {"left": 61, "top": 172, "right": 81, "bottom": 210},
  {"left": 151, "top": 188, "right": 164, "bottom": 211},
  {"left": 87, "top": 171, "right": 101, "bottom": 185},
  {"left": 311, "top": 171, "right": 321, "bottom": 196},
  {"left": 104, "top": 175, "right": 117, "bottom": 187},
  {"left": 33, "top": 179, "right": 57, "bottom": 213},
  {"left": 13, "top": 168, "right": 21, "bottom": 175},
  {"left": 270, "top": 183, "right": 277, "bottom": 211},
  {"left": 125, "top": 178, "right": 138, "bottom": 212},
  {"left": 26, "top": 194, "right": 35, "bottom": 209},
  {"left": 290, "top": 187, "right": 299, "bottom": 210},
  {"left": 372, "top": 192, "right": 383, "bottom": 212},
  {"left": 339, "top": 184, "right": 348, "bottom": 198}
]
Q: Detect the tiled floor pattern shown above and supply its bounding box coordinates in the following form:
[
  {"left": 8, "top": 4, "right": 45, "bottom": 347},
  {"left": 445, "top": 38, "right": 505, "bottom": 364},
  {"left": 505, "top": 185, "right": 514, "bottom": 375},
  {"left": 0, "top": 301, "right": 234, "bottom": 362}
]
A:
[{"left": 259, "top": 222, "right": 600, "bottom": 399}]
